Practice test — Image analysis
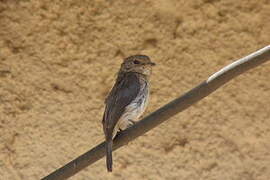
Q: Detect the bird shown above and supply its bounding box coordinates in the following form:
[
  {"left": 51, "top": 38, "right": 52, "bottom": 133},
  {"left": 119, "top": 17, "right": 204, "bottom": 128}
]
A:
[{"left": 102, "top": 55, "right": 155, "bottom": 172}]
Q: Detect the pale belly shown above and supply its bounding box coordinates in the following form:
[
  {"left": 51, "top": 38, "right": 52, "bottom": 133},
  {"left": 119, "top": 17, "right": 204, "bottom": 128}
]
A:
[{"left": 113, "top": 84, "right": 149, "bottom": 138}]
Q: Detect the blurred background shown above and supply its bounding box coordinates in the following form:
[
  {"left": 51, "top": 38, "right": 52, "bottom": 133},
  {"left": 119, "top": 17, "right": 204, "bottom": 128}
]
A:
[{"left": 0, "top": 0, "right": 269, "bottom": 179}]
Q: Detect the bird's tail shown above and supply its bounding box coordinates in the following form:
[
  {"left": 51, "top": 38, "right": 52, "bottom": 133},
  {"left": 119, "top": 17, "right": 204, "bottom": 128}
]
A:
[{"left": 106, "top": 139, "right": 113, "bottom": 172}]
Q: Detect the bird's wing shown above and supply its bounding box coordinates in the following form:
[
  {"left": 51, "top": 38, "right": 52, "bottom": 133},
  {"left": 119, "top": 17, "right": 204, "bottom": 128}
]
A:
[{"left": 102, "top": 72, "right": 140, "bottom": 139}]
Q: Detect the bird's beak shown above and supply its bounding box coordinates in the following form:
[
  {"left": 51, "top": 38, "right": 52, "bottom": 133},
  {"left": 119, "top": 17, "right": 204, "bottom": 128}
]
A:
[{"left": 149, "top": 62, "right": 156, "bottom": 66}]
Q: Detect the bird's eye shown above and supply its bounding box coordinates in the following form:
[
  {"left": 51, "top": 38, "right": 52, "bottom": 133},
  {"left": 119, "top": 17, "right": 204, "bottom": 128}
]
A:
[{"left": 134, "top": 60, "right": 140, "bottom": 64}]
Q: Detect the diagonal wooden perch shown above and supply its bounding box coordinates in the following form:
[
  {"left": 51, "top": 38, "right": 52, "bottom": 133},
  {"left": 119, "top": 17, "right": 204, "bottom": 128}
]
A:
[{"left": 42, "top": 45, "right": 270, "bottom": 180}]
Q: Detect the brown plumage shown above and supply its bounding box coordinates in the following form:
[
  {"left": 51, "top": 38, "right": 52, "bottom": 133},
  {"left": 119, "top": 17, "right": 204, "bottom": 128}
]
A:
[{"left": 102, "top": 55, "right": 155, "bottom": 172}]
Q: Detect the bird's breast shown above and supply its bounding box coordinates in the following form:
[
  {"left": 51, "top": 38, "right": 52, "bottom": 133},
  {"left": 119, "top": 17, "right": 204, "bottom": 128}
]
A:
[{"left": 118, "top": 80, "right": 149, "bottom": 130}]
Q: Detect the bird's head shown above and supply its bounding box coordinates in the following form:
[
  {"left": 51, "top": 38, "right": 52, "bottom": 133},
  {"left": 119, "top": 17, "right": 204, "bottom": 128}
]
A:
[{"left": 120, "top": 55, "right": 155, "bottom": 76}]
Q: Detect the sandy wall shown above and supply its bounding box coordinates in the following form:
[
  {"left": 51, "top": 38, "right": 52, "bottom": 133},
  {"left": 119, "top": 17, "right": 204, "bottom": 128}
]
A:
[{"left": 0, "top": 0, "right": 270, "bottom": 179}]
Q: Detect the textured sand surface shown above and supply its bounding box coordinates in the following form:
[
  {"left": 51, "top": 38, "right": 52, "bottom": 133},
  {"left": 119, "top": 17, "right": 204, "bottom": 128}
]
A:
[{"left": 0, "top": 0, "right": 270, "bottom": 179}]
